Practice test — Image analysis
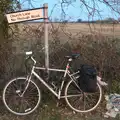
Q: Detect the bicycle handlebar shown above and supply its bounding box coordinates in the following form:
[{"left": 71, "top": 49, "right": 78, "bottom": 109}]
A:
[
  {"left": 25, "top": 47, "right": 45, "bottom": 65},
  {"left": 26, "top": 51, "right": 32, "bottom": 55},
  {"left": 25, "top": 51, "right": 36, "bottom": 65}
]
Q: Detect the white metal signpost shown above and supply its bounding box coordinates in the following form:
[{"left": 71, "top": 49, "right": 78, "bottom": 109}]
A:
[{"left": 6, "top": 3, "right": 49, "bottom": 74}]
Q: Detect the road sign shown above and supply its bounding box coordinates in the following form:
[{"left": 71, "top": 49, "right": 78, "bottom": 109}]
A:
[
  {"left": 6, "top": 8, "right": 43, "bottom": 23},
  {"left": 6, "top": 4, "right": 49, "bottom": 77}
]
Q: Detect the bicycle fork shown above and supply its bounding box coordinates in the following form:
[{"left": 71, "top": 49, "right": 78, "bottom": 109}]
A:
[{"left": 20, "top": 67, "right": 34, "bottom": 97}]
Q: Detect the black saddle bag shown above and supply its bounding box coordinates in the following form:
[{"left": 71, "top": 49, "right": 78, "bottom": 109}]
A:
[{"left": 78, "top": 65, "right": 97, "bottom": 92}]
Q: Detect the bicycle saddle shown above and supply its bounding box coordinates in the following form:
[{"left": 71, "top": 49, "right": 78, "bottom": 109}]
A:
[{"left": 65, "top": 53, "right": 80, "bottom": 59}]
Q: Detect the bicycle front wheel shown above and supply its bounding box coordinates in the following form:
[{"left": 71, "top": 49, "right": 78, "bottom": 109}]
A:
[
  {"left": 65, "top": 80, "right": 102, "bottom": 113},
  {"left": 3, "top": 77, "right": 41, "bottom": 116}
]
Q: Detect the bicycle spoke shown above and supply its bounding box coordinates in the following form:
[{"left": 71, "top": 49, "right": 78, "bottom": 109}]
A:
[
  {"left": 83, "top": 97, "right": 86, "bottom": 111},
  {"left": 19, "top": 99, "right": 24, "bottom": 113},
  {"left": 65, "top": 80, "right": 102, "bottom": 113},
  {"left": 3, "top": 78, "right": 41, "bottom": 115},
  {"left": 65, "top": 94, "right": 82, "bottom": 98},
  {"left": 74, "top": 97, "right": 83, "bottom": 109}
]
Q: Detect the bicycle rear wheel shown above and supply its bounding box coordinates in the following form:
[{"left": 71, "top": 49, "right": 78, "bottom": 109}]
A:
[
  {"left": 3, "top": 77, "right": 41, "bottom": 116},
  {"left": 65, "top": 80, "right": 102, "bottom": 113}
]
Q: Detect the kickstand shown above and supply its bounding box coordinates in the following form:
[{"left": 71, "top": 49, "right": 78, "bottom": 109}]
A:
[{"left": 56, "top": 100, "right": 60, "bottom": 107}]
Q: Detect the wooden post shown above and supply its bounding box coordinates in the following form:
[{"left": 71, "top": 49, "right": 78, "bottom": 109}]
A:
[{"left": 43, "top": 3, "right": 49, "bottom": 74}]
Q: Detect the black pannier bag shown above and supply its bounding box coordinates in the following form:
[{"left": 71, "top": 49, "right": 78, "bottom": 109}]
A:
[{"left": 78, "top": 65, "right": 97, "bottom": 92}]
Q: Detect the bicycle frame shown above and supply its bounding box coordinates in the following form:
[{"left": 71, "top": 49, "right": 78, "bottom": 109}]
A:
[{"left": 24, "top": 56, "right": 80, "bottom": 99}]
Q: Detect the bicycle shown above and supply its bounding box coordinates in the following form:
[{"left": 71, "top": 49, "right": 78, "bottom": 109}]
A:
[{"left": 3, "top": 51, "right": 102, "bottom": 116}]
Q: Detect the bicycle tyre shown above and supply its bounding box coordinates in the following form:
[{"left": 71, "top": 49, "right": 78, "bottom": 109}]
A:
[
  {"left": 65, "top": 80, "right": 102, "bottom": 113},
  {"left": 3, "top": 77, "right": 41, "bottom": 116}
]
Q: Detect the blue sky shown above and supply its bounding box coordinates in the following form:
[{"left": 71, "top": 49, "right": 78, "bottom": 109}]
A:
[{"left": 20, "top": 0, "right": 119, "bottom": 21}]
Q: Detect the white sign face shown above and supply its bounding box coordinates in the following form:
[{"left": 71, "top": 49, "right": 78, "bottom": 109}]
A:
[{"left": 6, "top": 8, "right": 43, "bottom": 23}]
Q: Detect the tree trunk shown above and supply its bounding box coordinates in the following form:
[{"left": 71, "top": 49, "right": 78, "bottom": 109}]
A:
[{"left": 0, "top": 18, "right": 11, "bottom": 90}]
